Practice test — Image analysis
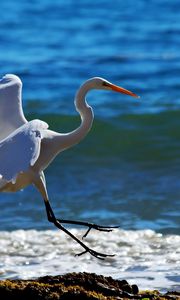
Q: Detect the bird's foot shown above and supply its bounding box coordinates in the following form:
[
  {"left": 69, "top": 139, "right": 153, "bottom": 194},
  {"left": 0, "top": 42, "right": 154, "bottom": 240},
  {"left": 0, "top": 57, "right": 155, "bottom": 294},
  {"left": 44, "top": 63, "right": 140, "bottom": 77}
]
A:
[
  {"left": 53, "top": 218, "right": 119, "bottom": 238},
  {"left": 52, "top": 219, "right": 115, "bottom": 260},
  {"left": 75, "top": 247, "right": 115, "bottom": 260},
  {"left": 82, "top": 224, "right": 119, "bottom": 239}
]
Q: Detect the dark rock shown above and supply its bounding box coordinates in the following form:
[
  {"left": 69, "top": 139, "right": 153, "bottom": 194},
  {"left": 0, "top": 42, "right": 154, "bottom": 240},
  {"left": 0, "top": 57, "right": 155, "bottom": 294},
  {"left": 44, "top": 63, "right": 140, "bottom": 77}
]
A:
[{"left": 0, "top": 272, "right": 179, "bottom": 300}]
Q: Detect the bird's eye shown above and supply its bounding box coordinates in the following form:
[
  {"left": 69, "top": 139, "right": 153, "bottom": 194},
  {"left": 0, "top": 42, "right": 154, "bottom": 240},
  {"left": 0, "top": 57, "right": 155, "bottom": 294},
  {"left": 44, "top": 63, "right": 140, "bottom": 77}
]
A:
[{"left": 102, "top": 81, "right": 109, "bottom": 87}]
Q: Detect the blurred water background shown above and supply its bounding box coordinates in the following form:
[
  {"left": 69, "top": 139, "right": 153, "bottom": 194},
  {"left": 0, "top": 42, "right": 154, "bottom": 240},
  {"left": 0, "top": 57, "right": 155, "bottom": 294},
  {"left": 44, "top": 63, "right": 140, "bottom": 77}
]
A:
[{"left": 0, "top": 0, "right": 179, "bottom": 291}]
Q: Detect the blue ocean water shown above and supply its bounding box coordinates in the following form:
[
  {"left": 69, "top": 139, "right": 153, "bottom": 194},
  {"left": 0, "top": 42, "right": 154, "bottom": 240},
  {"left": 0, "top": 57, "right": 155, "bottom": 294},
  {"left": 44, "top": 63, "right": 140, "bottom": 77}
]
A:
[{"left": 0, "top": 0, "right": 179, "bottom": 289}]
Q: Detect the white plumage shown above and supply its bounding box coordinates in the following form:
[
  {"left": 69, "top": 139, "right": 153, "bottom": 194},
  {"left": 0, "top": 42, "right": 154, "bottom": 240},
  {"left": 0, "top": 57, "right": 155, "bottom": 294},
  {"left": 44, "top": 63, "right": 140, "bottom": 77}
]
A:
[
  {"left": 0, "top": 119, "right": 48, "bottom": 183},
  {"left": 0, "top": 74, "right": 27, "bottom": 141}
]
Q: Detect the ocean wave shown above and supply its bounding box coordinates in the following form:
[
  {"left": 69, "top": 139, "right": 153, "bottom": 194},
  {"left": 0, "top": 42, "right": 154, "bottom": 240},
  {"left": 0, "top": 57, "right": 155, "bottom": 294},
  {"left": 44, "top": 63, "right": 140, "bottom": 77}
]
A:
[
  {"left": 0, "top": 228, "right": 179, "bottom": 291},
  {"left": 26, "top": 110, "right": 180, "bottom": 165}
]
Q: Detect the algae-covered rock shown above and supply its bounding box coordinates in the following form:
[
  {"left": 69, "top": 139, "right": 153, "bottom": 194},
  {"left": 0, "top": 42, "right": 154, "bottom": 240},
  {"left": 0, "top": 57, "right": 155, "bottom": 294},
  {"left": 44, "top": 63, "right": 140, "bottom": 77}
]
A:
[{"left": 0, "top": 272, "right": 179, "bottom": 299}]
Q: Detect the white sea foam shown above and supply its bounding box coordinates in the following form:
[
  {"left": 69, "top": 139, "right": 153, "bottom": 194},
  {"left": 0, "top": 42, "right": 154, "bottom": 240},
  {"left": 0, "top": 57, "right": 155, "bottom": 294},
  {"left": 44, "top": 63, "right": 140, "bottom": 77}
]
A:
[{"left": 0, "top": 228, "right": 179, "bottom": 291}]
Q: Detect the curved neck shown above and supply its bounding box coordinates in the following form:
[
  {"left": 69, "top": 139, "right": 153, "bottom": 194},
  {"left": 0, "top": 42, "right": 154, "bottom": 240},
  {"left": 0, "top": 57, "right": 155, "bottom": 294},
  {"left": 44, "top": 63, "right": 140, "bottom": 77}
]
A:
[
  {"left": 48, "top": 81, "right": 94, "bottom": 155},
  {"left": 64, "top": 82, "right": 94, "bottom": 148},
  {"left": 34, "top": 80, "right": 96, "bottom": 172}
]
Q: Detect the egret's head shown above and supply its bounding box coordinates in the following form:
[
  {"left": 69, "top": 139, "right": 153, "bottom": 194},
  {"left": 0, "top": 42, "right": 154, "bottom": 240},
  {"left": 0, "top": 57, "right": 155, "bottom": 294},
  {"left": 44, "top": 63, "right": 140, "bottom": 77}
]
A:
[{"left": 87, "top": 77, "right": 139, "bottom": 98}]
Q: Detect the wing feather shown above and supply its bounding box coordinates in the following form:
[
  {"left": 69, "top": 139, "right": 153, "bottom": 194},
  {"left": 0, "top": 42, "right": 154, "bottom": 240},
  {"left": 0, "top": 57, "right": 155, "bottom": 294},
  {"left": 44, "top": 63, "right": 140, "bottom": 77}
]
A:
[
  {"left": 0, "top": 74, "right": 27, "bottom": 141},
  {"left": 0, "top": 120, "right": 48, "bottom": 183}
]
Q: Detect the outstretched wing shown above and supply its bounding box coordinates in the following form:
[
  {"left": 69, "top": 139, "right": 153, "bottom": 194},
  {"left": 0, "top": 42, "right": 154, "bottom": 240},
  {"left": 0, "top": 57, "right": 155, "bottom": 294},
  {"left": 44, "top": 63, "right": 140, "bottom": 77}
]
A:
[
  {"left": 0, "top": 74, "right": 27, "bottom": 141},
  {"left": 0, "top": 120, "right": 48, "bottom": 183}
]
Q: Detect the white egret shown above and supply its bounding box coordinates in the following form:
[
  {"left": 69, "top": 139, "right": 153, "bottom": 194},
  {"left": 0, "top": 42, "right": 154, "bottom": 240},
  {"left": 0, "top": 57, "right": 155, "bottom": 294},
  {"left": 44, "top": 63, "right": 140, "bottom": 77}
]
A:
[{"left": 0, "top": 74, "right": 138, "bottom": 259}]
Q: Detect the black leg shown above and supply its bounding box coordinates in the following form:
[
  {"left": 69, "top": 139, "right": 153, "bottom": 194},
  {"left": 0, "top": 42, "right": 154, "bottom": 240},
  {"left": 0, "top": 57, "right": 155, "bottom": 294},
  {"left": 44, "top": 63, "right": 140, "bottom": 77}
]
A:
[
  {"left": 44, "top": 200, "right": 119, "bottom": 238},
  {"left": 44, "top": 199, "right": 115, "bottom": 259},
  {"left": 34, "top": 174, "right": 116, "bottom": 259},
  {"left": 58, "top": 220, "right": 118, "bottom": 239}
]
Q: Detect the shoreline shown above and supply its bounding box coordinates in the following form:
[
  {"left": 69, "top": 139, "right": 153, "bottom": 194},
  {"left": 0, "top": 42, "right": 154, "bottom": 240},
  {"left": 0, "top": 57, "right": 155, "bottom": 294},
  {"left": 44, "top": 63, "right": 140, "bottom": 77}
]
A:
[{"left": 0, "top": 272, "right": 179, "bottom": 299}]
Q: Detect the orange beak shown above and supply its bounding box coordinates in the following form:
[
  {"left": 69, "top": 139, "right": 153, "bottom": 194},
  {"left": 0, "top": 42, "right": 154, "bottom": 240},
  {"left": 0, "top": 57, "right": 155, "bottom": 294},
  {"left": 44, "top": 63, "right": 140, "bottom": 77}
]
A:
[{"left": 109, "top": 83, "right": 139, "bottom": 98}]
